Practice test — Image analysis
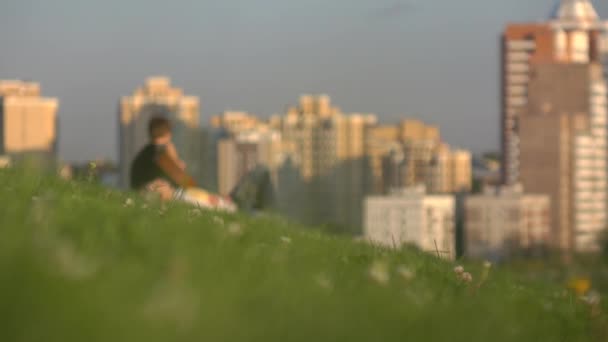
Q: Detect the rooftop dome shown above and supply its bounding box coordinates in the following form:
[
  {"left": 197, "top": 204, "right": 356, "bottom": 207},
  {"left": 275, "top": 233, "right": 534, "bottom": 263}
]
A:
[{"left": 550, "top": 0, "right": 599, "bottom": 23}]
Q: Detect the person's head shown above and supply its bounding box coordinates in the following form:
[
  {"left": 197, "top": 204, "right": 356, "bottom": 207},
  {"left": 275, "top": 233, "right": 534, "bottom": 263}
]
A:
[{"left": 148, "top": 117, "right": 172, "bottom": 145}]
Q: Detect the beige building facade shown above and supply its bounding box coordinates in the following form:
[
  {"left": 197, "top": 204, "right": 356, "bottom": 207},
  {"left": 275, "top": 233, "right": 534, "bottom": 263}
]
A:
[
  {"left": 465, "top": 185, "right": 551, "bottom": 260},
  {"left": 269, "top": 95, "right": 376, "bottom": 230},
  {"left": 0, "top": 80, "right": 59, "bottom": 162},
  {"left": 217, "top": 127, "right": 283, "bottom": 195}
]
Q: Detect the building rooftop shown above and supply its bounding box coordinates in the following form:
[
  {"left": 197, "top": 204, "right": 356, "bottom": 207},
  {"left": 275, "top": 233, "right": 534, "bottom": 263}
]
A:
[{"left": 550, "top": 0, "right": 599, "bottom": 23}]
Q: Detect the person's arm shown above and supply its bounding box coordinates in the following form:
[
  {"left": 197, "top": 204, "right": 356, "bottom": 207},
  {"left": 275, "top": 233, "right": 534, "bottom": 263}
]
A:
[
  {"left": 166, "top": 142, "right": 186, "bottom": 170},
  {"left": 155, "top": 149, "right": 197, "bottom": 189}
]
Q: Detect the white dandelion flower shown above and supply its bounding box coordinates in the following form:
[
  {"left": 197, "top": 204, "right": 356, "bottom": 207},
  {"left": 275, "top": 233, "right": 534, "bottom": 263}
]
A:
[
  {"left": 124, "top": 198, "right": 134, "bottom": 207},
  {"left": 280, "top": 236, "right": 292, "bottom": 244},
  {"left": 461, "top": 272, "right": 473, "bottom": 283},
  {"left": 582, "top": 291, "right": 601, "bottom": 306},
  {"left": 369, "top": 261, "right": 390, "bottom": 286},
  {"left": 454, "top": 265, "right": 464, "bottom": 275}
]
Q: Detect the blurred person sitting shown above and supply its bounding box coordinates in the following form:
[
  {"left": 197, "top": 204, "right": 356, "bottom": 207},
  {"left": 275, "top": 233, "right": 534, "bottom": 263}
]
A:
[{"left": 130, "top": 117, "right": 235, "bottom": 211}]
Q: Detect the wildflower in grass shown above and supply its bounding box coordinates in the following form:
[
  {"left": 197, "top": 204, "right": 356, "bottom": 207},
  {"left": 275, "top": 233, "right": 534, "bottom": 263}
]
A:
[
  {"left": 31, "top": 197, "right": 50, "bottom": 226},
  {"left": 227, "top": 223, "right": 243, "bottom": 236},
  {"left": 477, "top": 261, "right": 493, "bottom": 287},
  {"left": 124, "top": 198, "right": 134, "bottom": 207},
  {"left": 582, "top": 291, "right": 601, "bottom": 306},
  {"left": 54, "top": 242, "right": 98, "bottom": 280},
  {"left": 212, "top": 216, "right": 224, "bottom": 226},
  {"left": 581, "top": 291, "right": 602, "bottom": 317},
  {"left": 280, "top": 236, "right": 292, "bottom": 244},
  {"left": 369, "top": 261, "right": 390, "bottom": 286},
  {"left": 461, "top": 272, "right": 473, "bottom": 283},
  {"left": 454, "top": 265, "right": 464, "bottom": 275},
  {"left": 187, "top": 208, "right": 202, "bottom": 218},
  {"left": 315, "top": 273, "right": 333, "bottom": 291},
  {"left": 397, "top": 265, "right": 415, "bottom": 282},
  {"left": 567, "top": 277, "right": 591, "bottom": 296}
]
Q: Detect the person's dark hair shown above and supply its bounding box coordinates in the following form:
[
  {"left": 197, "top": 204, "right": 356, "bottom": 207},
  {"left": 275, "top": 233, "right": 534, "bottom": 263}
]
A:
[{"left": 148, "top": 117, "right": 171, "bottom": 140}]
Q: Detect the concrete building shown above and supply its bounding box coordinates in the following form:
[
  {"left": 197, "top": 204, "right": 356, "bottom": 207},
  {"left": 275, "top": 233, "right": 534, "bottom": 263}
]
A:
[
  {"left": 450, "top": 148, "right": 473, "bottom": 193},
  {"left": 210, "top": 111, "right": 262, "bottom": 135},
  {"left": 520, "top": 62, "right": 607, "bottom": 252},
  {"left": 366, "top": 125, "right": 400, "bottom": 193},
  {"left": 217, "top": 127, "right": 283, "bottom": 195},
  {"left": 368, "top": 119, "right": 471, "bottom": 195},
  {"left": 464, "top": 185, "right": 551, "bottom": 261},
  {"left": 381, "top": 140, "right": 472, "bottom": 194},
  {"left": 364, "top": 186, "right": 455, "bottom": 259},
  {"left": 269, "top": 95, "right": 376, "bottom": 230},
  {"left": 0, "top": 80, "right": 59, "bottom": 164},
  {"left": 500, "top": 0, "right": 608, "bottom": 185},
  {"left": 118, "top": 77, "right": 201, "bottom": 188},
  {"left": 381, "top": 146, "right": 409, "bottom": 193}
]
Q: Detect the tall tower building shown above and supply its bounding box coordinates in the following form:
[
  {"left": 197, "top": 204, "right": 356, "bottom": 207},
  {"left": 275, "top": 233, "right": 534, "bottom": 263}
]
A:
[
  {"left": 118, "top": 77, "right": 200, "bottom": 188},
  {"left": 0, "top": 80, "right": 59, "bottom": 164},
  {"left": 520, "top": 63, "right": 607, "bottom": 253},
  {"left": 500, "top": 0, "right": 608, "bottom": 185}
]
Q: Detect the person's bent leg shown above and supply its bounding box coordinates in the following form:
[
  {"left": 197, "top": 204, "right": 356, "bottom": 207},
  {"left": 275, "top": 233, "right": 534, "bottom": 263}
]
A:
[
  {"left": 178, "top": 187, "right": 237, "bottom": 213},
  {"left": 143, "top": 179, "right": 176, "bottom": 202}
]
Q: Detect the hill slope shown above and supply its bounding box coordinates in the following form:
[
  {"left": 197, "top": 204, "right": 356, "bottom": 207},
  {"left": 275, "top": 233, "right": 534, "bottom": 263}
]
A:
[{"left": 0, "top": 169, "right": 599, "bottom": 341}]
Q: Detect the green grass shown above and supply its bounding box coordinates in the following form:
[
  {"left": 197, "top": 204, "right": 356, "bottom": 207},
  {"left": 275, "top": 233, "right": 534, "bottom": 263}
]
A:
[{"left": 0, "top": 168, "right": 602, "bottom": 341}]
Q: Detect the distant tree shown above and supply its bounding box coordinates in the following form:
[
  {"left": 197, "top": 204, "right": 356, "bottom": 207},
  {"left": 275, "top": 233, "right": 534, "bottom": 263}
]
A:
[{"left": 482, "top": 152, "right": 501, "bottom": 162}]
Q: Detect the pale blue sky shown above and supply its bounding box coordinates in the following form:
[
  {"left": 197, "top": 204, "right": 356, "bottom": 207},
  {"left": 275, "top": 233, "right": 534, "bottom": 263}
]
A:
[{"left": 2, "top": 0, "right": 607, "bottom": 162}]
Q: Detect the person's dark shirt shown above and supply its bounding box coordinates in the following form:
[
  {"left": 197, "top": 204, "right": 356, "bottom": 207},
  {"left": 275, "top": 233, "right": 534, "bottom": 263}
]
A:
[{"left": 130, "top": 143, "right": 172, "bottom": 190}]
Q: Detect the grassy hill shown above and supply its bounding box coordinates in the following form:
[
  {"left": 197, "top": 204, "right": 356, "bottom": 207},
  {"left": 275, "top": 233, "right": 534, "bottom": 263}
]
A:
[{"left": 0, "top": 168, "right": 604, "bottom": 341}]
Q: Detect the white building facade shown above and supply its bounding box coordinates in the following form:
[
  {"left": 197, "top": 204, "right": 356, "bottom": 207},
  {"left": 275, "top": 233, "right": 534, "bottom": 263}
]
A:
[
  {"left": 465, "top": 185, "right": 551, "bottom": 261},
  {"left": 572, "top": 68, "right": 608, "bottom": 251},
  {"left": 364, "top": 186, "right": 455, "bottom": 259}
]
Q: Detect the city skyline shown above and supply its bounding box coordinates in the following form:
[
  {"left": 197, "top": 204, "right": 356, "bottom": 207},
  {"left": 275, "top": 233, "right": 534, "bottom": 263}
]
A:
[{"left": 4, "top": 0, "right": 607, "bottom": 162}]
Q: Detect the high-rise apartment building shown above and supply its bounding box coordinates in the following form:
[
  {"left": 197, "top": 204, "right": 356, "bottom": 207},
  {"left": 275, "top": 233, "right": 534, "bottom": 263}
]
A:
[
  {"left": 366, "top": 125, "right": 400, "bottom": 193},
  {"left": 465, "top": 185, "right": 551, "bottom": 261},
  {"left": 0, "top": 80, "right": 59, "bottom": 164},
  {"left": 506, "top": 1, "right": 608, "bottom": 253},
  {"left": 374, "top": 120, "right": 472, "bottom": 195},
  {"left": 450, "top": 149, "right": 474, "bottom": 193},
  {"left": 364, "top": 186, "right": 455, "bottom": 259},
  {"left": 520, "top": 62, "right": 607, "bottom": 252},
  {"left": 500, "top": 0, "right": 608, "bottom": 185},
  {"left": 118, "top": 77, "right": 201, "bottom": 188},
  {"left": 269, "top": 95, "right": 376, "bottom": 230}
]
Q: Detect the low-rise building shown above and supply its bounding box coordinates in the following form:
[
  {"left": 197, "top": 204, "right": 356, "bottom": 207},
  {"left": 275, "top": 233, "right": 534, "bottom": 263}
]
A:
[
  {"left": 364, "top": 186, "right": 455, "bottom": 259},
  {"left": 464, "top": 185, "right": 550, "bottom": 261}
]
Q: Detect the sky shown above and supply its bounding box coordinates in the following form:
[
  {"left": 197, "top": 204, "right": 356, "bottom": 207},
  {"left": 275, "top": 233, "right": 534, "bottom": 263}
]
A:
[{"left": 2, "top": 0, "right": 608, "bottom": 162}]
